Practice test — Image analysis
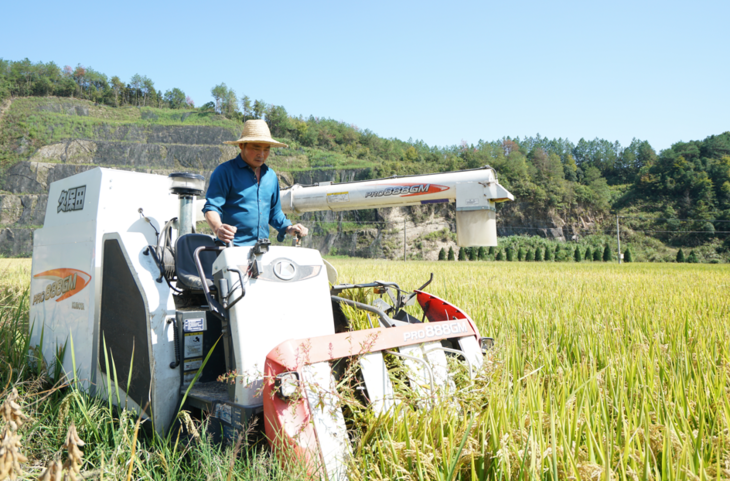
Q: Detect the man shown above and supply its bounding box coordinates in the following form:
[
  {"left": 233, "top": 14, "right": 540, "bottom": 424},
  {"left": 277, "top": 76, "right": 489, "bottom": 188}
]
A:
[{"left": 203, "top": 119, "right": 308, "bottom": 245}]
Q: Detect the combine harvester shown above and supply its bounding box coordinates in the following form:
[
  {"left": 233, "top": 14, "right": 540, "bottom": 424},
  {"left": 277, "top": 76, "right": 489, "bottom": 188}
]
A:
[{"left": 29, "top": 166, "right": 513, "bottom": 480}]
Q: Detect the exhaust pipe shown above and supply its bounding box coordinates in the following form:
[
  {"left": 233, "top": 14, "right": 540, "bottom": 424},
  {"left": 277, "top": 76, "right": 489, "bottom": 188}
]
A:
[{"left": 169, "top": 172, "right": 205, "bottom": 236}]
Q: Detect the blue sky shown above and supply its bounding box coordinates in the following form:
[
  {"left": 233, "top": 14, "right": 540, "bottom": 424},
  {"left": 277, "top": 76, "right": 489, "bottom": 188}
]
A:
[{"left": 2, "top": 0, "right": 728, "bottom": 152}]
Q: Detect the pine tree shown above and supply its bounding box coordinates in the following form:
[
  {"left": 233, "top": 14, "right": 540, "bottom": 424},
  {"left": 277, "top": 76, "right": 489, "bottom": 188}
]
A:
[
  {"left": 535, "top": 248, "right": 543, "bottom": 261},
  {"left": 554, "top": 245, "right": 561, "bottom": 261},
  {"left": 623, "top": 247, "right": 633, "bottom": 263},
  {"left": 488, "top": 246, "right": 495, "bottom": 256},
  {"left": 477, "top": 246, "right": 486, "bottom": 260},
  {"left": 438, "top": 248, "right": 446, "bottom": 261},
  {"left": 526, "top": 249, "right": 534, "bottom": 261},
  {"left": 496, "top": 249, "right": 505, "bottom": 261},
  {"left": 603, "top": 245, "right": 613, "bottom": 262},
  {"left": 593, "top": 248, "right": 602, "bottom": 261},
  {"left": 584, "top": 247, "right": 592, "bottom": 261},
  {"left": 517, "top": 247, "right": 525, "bottom": 261},
  {"left": 676, "top": 248, "right": 685, "bottom": 263},
  {"left": 506, "top": 247, "right": 514, "bottom": 261},
  {"left": 574, "top": 247, "right": 582, "bottom": 262},
  {"left": 544, "top": 246, "right": 553, "bottom": 261},
  {"left": 458, "top": 248, "right": 467, "bottom": 261},
  {"left": 447, "top": 246, "right": 455, "bottom": 261},
  {"left": 688, "top": 250, "right": 699, "bottom": 263}
]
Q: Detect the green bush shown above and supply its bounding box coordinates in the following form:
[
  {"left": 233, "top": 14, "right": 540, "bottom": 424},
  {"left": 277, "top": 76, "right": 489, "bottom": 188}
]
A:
[
  {"left": 688, "top": 250, "right": 699, "bottom": 263},
  {"left": 593, "top": 248, "right": 602, "bottom": 261},
  {"left": 624, "top": 247, "right": 633, "bottom": 263},
  {"left": 447, "top": 246, "right": 455, "bottom": 261},
  {"left": 458, "top": 248, "right": 467, "bottom": 261},
  {"left": 526, "top": 249, "right": 534, "bottom": 261},
  {"left": 544, "top": 247, "right": 553, "bottom": 261},
  {"left": 438, "top": 248, "right": 446, "bottom": 261},
  {"left": 535, "top": 248, "right": 543, "bottom": 261},
  {"left": 506, "top": 247, "right": 515, "bottom": 261},
  {"left": 517, "top": 247, "right": 525, "bottom": 261},
  {"left": 676, "top": 248, "right": 685, "bottom": 263},
  {"left": 496, "top": 249, "right": 505, "bottom": 261},
  {"left": 603, "top": 245, "right": 613, "bottom": 262},
  {"left": 584, "top": 247, "right": 592, "bottom": 261},
  {"left": 477, "top": 246, "right": 486, "bottom": 260},
  {"left": 574, "top": 247, "right": 582, "bottom": 262}
]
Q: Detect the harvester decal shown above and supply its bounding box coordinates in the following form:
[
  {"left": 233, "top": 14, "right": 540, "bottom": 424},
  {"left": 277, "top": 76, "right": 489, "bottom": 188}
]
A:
[
  {"left": 363, "top": 183, "right": 449, "bottom": 198},
  {"left": 31, "top": 269, "right": 91, "bottom": 305}
]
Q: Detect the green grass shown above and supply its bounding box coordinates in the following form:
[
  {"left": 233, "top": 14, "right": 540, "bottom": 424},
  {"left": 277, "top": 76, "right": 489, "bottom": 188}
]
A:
[{"left": 2, "top": 258, "right": 729, "bottom": 480}]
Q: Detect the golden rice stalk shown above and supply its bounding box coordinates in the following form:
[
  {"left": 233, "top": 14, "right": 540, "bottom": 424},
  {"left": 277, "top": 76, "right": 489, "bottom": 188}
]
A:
[
  {"left": 1, "top": 388, "right": 28, "bottom": 431},
  {"left": 36, "top": 460, "right": 63, "bottom": 481},
  {"left": 0, "top": 428, "right": 28, "bottom": 480},
  {"left": 61, "top": 422, "right": 85, "bottom": 481}
]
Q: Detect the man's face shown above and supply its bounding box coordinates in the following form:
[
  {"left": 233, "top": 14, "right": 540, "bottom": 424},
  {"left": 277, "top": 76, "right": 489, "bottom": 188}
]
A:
[{"left": 240, "top": 143, "right": 271, "bottom": 169}]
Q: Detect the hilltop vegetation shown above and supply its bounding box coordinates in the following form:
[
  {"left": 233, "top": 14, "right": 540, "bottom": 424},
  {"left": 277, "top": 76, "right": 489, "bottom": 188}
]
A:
[{"left": 1, "top": 58, "right": 729, "bottom": 260}]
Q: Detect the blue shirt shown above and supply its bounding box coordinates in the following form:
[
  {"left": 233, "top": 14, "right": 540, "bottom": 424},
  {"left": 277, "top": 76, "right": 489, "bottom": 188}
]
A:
[{"left": 202, "top": 155, "right": 292, "bottom": 246}]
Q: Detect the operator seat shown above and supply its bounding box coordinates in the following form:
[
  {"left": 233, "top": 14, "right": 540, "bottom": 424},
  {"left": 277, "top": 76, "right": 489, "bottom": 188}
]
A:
[{"left": 175, "top": 234, "right": 219, "bottom": 292}]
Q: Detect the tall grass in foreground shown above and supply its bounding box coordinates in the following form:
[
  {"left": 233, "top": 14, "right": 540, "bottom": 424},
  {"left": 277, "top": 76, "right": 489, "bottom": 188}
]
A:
[{"left": 330, "top": 261, "right": 730, "bottom": 480}]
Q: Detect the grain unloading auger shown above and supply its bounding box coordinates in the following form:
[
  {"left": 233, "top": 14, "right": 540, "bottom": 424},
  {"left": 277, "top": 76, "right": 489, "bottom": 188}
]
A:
[{"left": 28, "top": 166, "right": 513, "bottom": 480}]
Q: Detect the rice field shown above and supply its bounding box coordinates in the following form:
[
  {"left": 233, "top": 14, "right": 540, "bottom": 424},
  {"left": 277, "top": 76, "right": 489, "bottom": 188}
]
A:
[{"left": 1, "top": 258, "right": 729, "bottom": 480}]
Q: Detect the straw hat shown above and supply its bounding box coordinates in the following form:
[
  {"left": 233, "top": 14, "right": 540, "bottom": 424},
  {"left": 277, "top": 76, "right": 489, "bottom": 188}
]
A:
[{"left": 223, "top": 119, "right": 288, "bottom": 148}]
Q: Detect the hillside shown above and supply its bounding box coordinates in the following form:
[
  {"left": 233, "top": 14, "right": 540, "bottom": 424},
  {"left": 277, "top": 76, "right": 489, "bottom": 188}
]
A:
[{"left": 0, "top": 94, "right": 728, "bottom": 262}]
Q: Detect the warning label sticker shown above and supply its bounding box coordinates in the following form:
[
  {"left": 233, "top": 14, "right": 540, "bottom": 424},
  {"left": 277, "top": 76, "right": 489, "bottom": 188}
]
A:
[
  {"left": 184, "top": 318, "right": 205, "bottom": 332},
  {"left": 183, "top": 371, "right": 197, "bottom": 384},
  {"left": 183, "top": 357, "right": 202, "bottom": 372},
  {"left": 326, "top": 192, "right": 349, "bottom": 204},
  {"left": 184, "top": 333, "right": 203, "bottom": 358}
]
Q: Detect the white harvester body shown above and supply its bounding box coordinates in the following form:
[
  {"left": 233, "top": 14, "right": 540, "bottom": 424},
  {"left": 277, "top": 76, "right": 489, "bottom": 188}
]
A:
[{"left": 28, "top": 165, "right": 513, "bottom": 480}]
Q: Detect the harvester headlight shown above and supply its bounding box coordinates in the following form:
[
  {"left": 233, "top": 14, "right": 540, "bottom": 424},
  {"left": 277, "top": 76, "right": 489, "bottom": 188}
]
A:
[
  {"left": 274, "top": 371, "right": 300, "bottom": 401},
  {"left": 480, "top": 337, "right": 494, "bottom": 354},
  {"left": 169, "top": 172, "right": 205, "bottom": 196}
]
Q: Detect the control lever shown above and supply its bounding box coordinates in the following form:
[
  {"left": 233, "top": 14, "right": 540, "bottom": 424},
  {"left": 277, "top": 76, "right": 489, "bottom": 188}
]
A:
[{"left": 292, "top": 233, "right": 302, "bottom": 247}]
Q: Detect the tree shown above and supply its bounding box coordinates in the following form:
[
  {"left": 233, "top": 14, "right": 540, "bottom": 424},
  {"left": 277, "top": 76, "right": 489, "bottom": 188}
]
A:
[
  {"left": 253, "top": 99, "right": 267, "bottom": 119},
  {"left": 574, "top": 247, "right": 582, "bottom": 262},
  {"left": 222, "top": 87, "right": 238, "bottom": 117},
  {"left": 447, "top": 246, "right": 455, "bottom": 261},
  {"left": 535, "top": 248, "right": 543, "bottom": 261},
  {"left": 240, "top": 95, "right": 252, "bottom": 120},
  {"left": 526, "top": 249, "right": 534, "bottom": 261},
  {"left": 110, "top": 76, "right": 124, "bottom": 106},
  {"left": 517, "top": 247, "right": 525, "bottom": 261},
  {"left": 544, "top": 246, "right": 553, "bottom": 261},
  {"left": 211, "top": 83, "right": 228, "bottom": 113},
  {"left": 458, "top": 248, "right": 467, "bottom": 261},
  {"left": 488, "top": 246, "right": 495, "bottom": 256},
  {"left": 624, "top": 247, "right": 633, "bottom": 263},
  {"left": 163, "top": 88, "right": 186, "bottom": 109},
  {"left": 506, "top": 247, "right": 514, "bottom": 261},
  {"left": 687, "top": 250, "right": 699, "bottom": 263},
  {"left": 477, "top": 246, "right": 486, "bottom": 260},
  {"left": 603, "top": 244, "right": 613, "bottom": 262},
  {"left": 593, "top": 248, "right": 602, "bottom": 261},
  {"left": 584, "top": 246, "right": 592, "bottom": 261},
  {"left": 438, "top": 248, "right": 446, "bottom": 260},
  {"left": 676, "top": 248, "right": 685, "bottom": 263}
]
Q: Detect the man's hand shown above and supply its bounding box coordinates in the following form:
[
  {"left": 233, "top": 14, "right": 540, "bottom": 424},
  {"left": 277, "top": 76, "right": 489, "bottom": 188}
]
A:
[
  {"left": 215, "top": 224, "right": 237, "bottom": 243},
  {"left": 287, "top": 224, "right": 308, "bottom": 238}
]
